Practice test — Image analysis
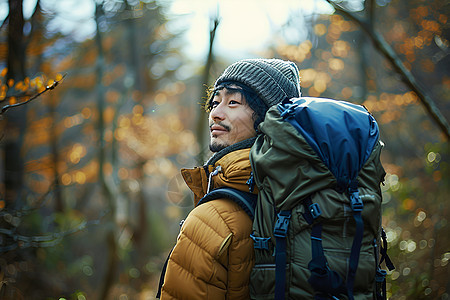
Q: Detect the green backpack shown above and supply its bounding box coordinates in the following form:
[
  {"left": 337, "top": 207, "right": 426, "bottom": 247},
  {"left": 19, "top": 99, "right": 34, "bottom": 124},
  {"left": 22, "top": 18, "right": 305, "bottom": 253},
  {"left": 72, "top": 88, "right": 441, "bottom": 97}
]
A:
[{"left": 247, "top": 97, "right": 394, "bottom": 300}]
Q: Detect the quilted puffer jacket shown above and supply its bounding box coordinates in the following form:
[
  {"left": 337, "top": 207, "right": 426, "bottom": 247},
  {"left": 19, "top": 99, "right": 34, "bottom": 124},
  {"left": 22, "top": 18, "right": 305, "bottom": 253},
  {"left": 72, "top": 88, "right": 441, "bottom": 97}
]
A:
[{"left": 160, "top": 140, "right": 257, "bottom": 299}]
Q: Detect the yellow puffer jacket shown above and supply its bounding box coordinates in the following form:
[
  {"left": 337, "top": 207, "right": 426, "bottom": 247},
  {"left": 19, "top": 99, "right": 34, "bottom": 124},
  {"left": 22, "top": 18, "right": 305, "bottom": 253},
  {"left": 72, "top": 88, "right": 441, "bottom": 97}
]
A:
[{"left": 160, "top": 147, "right": 256, "bottom": 299}]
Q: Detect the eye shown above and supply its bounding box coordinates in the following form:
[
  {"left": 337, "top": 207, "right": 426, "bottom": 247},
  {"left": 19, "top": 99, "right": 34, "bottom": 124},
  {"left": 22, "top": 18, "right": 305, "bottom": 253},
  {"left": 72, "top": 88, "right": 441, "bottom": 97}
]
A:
[
  {"left": 229, "top": 100, "right": 241, "bottom": 105},
  {"left": 211, "top": 100, "right": 220, "bottom": 108}
]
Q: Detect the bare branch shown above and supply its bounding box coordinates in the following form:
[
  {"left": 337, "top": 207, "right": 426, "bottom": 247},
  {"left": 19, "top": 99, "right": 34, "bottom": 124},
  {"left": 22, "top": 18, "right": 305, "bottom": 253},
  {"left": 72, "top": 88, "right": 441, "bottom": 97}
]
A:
[
  {"left": 0, "top": 13, "right": 9, "bottom": 30},
  {"left": 0, "top": 74, "right": 66, "bottom": 116},
  {"left": 0, "top": 211, "right": 107, "bottom": 253},
  {"left": 0, "top": 181, "right": 57, "bottom": 219},
  {"left": 325, "top": 0, "right": 450, "bottom": 140}
]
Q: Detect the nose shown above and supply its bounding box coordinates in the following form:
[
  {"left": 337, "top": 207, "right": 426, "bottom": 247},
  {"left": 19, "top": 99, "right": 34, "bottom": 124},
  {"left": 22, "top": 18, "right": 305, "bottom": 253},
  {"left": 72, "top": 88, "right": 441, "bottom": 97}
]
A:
[{"left": 209, "top": 102, "right": 226, "bottom": 122}]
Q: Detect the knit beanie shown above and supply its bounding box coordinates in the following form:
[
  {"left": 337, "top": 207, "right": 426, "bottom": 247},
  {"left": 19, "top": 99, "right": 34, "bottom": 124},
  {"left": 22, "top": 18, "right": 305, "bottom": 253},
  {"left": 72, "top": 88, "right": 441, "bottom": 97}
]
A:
[{"left": 214, "top": 58, "right": 301, "bottom": 108}]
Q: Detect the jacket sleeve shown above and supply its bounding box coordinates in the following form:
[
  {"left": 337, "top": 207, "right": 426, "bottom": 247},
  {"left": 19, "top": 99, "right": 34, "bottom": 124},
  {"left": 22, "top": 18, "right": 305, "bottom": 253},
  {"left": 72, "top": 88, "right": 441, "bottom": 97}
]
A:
[
  {"left": 221, "top": 200, "right": 255, "bottom": 298},
  {"left": 160, "top": 198, "right": 254, "bottom": 300}
]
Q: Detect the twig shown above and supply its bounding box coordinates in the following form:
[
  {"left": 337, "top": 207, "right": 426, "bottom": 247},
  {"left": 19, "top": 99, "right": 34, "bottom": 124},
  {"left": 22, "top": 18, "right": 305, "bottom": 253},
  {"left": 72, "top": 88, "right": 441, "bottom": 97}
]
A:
[
  {"left": 325, "top": 0, "right": 450, "bottom": 139},
  {"left": 0, "top": 74, "right": 66, "bottom": 116},
  {"left": 0, "top": 90, "right": 33, "bottom": 100},
  {"left": 0, "top": 181, "right": 57, "bottom": 218},
  {"left": 0, "top": 210, "right": 107, "bottom": 253}
]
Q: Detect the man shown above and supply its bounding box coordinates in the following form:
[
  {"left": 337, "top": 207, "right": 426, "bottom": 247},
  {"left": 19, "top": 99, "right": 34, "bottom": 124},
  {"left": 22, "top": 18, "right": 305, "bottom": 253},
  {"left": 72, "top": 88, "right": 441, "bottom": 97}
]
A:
[{"left": 159, "top": 58, "right": 301, "bottom": 299}]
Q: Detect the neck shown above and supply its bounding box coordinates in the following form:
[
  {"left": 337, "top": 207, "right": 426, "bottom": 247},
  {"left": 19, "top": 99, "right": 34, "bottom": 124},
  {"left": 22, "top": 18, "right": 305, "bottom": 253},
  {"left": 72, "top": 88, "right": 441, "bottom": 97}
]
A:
[{"left": 206, "top": 137, "right": 257, "bottom": 167}]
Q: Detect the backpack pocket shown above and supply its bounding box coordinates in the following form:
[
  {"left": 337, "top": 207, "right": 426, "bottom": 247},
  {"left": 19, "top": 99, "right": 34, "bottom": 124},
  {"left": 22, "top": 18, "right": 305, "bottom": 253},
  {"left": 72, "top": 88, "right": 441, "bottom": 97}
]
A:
[{"left": 249, "top": 263, "right": 277, "bottom": 299}]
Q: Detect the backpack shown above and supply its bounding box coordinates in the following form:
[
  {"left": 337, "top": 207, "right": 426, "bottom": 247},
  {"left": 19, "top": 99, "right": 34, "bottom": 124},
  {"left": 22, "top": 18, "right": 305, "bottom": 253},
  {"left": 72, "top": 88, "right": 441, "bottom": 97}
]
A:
[{"left": 247, "top": 97, "right": 394, "bottom": 299}]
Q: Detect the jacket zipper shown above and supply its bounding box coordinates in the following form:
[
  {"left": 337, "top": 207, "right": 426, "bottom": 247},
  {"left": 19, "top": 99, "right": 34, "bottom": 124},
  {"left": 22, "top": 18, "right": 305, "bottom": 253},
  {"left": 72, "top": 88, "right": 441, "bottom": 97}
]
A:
[{"left": 207, "top": 165, "right": 222, "bottom": 193}]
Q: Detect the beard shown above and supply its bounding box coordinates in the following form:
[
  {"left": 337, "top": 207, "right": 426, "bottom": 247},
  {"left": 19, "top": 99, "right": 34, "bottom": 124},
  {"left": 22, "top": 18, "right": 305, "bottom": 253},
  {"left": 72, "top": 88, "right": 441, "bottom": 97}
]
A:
[
  {"left": 209, "top": 141, "right": 227, "bottom": 152},
  {"left": 209, "top": 122, "right": 231, "bottom": 152}
]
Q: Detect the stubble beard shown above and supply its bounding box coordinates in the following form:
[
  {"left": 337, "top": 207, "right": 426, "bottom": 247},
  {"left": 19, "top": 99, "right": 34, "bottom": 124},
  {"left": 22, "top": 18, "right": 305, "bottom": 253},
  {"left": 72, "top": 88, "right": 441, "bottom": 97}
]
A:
[
  {"left": 209, "top": 122, "right": 231, "bottom": 152},
  {"left": 209, "top": 139, "right": 228, "bottom": 152}
]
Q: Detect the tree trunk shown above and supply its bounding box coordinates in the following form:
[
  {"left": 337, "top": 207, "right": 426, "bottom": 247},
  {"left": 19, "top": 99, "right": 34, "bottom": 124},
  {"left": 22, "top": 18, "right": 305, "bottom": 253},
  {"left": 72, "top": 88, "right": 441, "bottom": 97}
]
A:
[
  {"left": 124, "top": 0, "right": 144, "bottom": 91},
  {"left": 196, "top": 16, "right": 220, "bottom": 163},
  {"left": 95, "top": 3, "right": 118, "bottom": 300},
  {"left": 7, "top": 0, "right": 25, "bottom": 81},
  {"left": 4, "top": 0, "right": 26, "bottom": 207}
]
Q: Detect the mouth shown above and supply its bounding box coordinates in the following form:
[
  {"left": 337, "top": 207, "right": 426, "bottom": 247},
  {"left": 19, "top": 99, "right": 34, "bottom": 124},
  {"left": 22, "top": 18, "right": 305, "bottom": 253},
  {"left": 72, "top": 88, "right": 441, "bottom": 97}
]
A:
[{"left": 210, "top": 124, "right": 230, "bottom": 136}]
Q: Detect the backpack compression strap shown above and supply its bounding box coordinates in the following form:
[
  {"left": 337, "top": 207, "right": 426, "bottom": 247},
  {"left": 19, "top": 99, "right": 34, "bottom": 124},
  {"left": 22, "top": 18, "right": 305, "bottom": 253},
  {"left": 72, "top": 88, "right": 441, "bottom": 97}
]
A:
[
  {"left": 274, "top": 210, "right": 292, "bottom": 300},
  {"left": 374, "top": 228, "right": 395, "bottom": 300},
  {"left": 347, "top": 183, "right": 365, "bottom": 300},
  {"left": 197, "top": 187, "right": 257, "bottom": 220},
  {"left": 302, "top": 184, "right": 365, "bottom": 300},
  {"left": 302, "top": 198, "right": 346, "bottom": 299}
]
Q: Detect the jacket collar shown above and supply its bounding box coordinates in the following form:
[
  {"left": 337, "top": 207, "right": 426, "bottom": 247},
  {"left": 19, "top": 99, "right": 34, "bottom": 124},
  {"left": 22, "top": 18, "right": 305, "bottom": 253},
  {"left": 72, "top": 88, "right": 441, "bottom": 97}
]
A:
[
  {"left": 205, "top": 137, "right": 257, "bottom": 167},
  {"left": 181, "top": 137, "right": 257, "bottom": 205}
]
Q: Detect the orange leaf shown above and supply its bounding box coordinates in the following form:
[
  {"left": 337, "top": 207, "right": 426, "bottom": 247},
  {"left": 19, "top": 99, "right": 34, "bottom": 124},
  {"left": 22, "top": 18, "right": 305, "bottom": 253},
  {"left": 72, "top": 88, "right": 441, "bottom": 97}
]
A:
[{"left": 0, "top": 68, "right": 7, "bottom": 77}]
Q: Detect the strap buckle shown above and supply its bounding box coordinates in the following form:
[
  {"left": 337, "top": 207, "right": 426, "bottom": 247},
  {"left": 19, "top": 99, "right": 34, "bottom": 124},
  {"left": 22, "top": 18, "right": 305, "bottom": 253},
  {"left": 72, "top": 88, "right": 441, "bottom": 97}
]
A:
[
  {"left": 250, "top": 234, "right": 271, "bottom": 250},
  {"left": 309, "top": 203, "right": 322, "bottom": 219},
  {"left": 350, "top": 191, "right": 364, "bottom": 212},
  {"left": 375, "top": 269, "right": 387, "bottom": 283},
  {"left": 274, "top": 211, "right": 291, "bottom": 238}
]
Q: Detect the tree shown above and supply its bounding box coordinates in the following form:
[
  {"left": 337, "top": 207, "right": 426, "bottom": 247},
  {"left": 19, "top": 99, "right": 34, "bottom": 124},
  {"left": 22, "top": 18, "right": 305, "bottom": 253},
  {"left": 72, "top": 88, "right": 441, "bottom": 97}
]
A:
[
  {"left": 1, "top": 0, "right": 188, "bottom": 297},
  {"left": 4, "top": 0, "right": 26, "bottom": 207}
]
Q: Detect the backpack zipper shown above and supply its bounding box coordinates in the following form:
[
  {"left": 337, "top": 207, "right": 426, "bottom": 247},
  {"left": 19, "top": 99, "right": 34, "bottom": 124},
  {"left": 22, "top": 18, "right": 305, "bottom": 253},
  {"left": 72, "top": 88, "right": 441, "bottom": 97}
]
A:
[{"left": 246, "top": 172, "right": 256, "bottom": 192}]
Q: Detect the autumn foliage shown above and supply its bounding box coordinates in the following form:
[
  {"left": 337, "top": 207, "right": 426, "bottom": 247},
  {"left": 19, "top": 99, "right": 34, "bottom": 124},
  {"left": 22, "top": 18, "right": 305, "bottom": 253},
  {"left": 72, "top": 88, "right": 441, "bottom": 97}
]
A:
[{"left": 0, "top": 0, "right": 448, "bottom": 299}]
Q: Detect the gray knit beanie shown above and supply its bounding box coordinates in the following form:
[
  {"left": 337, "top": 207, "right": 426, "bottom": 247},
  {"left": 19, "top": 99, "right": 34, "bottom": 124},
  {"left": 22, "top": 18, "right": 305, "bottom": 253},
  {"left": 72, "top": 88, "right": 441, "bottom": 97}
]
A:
[{"left": 214, "top": 58, "right": 301, "bottom": 108}]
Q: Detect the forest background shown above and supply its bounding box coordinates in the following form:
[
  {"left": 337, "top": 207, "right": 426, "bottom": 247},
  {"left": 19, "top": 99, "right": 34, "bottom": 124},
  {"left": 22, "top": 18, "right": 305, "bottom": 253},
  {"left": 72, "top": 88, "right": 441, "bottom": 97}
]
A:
[{"left": 0, "top": 0, "right": 448, "bottom": 299}]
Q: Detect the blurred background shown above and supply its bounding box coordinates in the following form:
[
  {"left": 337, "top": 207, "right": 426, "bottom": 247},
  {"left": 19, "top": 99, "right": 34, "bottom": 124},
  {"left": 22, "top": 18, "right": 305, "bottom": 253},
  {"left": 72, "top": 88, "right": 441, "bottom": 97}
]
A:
[{"left": 0, "top": 0, "right": 448, "bottom": 299}]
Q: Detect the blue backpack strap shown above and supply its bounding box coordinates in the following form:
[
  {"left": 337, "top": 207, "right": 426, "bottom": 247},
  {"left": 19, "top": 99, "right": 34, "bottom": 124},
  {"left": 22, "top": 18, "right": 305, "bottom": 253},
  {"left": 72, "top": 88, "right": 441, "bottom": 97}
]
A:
[
  {"left": 156, "top": 248, "right": 173, "bottom": 298},
  {"left": 374, "top": 228, "right": 395, "bottom": 300},
  {"left": 303, "top": 198, "right": 346, "bottom": 299},
  {"left": 373, "top": 238, "right": 383, "bottom": 300},
  {"left": 375, "top": 269, "right": 388, "bottom": 300},
  {"left": 197, "top": 187, "right": 257, "bottom": 220},
  {"left": 156, "top": 219, "right": 185, "bottom": 298},
  {"left": 302, "top": 185, "right": 366, "bottom": 300},
  {"left": 347, "top": 182, "right": 364, "bottom": 300},
  {"left": 274, "top": 210, "right": 292, "bottom": 300},
  {"left": 380, "top": 228, "right": 395, "bottom": 271}
]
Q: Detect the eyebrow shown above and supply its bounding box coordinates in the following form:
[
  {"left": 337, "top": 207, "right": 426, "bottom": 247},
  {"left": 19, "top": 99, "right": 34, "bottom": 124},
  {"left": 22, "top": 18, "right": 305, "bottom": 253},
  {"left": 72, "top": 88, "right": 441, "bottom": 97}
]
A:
[
  {"left": 208, "top": 86, "right": 247, "bottom": 110},
  {"left": 213, "top": 86, "right": 243, "bottom": 97}
]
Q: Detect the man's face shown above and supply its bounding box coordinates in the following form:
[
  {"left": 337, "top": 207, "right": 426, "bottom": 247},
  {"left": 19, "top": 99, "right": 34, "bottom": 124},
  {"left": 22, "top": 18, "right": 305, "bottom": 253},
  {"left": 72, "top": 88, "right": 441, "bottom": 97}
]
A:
[{"left": 209, "top": 85, "right": 256, "bottom": 152}]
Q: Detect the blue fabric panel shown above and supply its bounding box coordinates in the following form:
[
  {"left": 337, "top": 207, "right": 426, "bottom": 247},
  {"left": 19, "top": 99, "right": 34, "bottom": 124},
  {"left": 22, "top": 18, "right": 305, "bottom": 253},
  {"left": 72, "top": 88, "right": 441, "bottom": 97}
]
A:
[{"left": 278, "top": 98, "right": 379, "bottom": 188}]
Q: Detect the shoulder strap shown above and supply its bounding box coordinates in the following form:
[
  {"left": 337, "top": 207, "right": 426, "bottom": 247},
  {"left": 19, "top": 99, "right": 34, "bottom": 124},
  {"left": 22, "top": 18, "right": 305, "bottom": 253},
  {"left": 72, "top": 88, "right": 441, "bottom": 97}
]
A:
[
  {"left": 156, "top": 248, "right": 173, "bottom": 298},
  {"left": 197, "top": 187, "right": 257, "bottom": 220},
  {"left": 156, "top": 219, "right": 185, "bottom": 298}
]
